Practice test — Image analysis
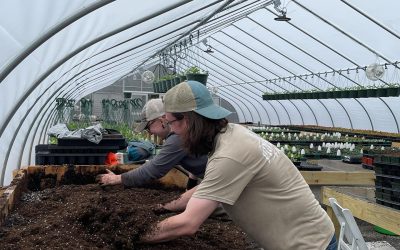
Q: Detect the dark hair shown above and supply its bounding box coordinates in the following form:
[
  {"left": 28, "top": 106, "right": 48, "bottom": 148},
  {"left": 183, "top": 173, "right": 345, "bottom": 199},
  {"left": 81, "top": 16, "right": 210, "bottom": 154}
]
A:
[{"left": 171, "top": 112, "right": 228, "bottom": 156}]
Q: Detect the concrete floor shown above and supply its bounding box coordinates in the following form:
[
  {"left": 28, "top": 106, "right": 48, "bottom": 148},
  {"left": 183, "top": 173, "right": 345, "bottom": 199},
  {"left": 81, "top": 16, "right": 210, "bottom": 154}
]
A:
[{"left": 309, "top": 160, "right": 399, "bottom": 249}]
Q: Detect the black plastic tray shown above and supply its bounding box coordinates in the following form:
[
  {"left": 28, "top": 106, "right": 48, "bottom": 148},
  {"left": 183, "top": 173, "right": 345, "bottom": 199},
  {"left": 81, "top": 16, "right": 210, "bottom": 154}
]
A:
[
  {"left": 36, "top": 144, "right": 121, "bottom": 154},
  {"left": 35, "top": 152, "right": 107, "bottom": 165}
]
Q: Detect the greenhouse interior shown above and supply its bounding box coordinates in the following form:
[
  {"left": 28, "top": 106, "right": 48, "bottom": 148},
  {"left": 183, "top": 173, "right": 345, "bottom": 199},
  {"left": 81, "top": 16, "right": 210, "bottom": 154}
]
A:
[{"left": 1, "top": 0, "right": 400, "bottom": 249}]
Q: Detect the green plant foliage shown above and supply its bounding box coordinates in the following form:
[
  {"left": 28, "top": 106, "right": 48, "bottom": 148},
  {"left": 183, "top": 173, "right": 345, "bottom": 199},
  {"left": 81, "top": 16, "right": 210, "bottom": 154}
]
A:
[
  {"left": 66, "top": 122, "right": 146, "bottom": 141},
  {"left": 49, "top": 136, "right": 58, "bottom": 145},
  {"left": 185, "top": 66, "right": 207, "bottom": 74}
]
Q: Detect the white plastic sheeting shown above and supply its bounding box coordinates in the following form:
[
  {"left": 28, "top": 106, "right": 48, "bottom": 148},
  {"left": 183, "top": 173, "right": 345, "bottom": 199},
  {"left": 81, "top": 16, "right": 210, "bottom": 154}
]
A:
[{"left": 0, "top": 0, "right": 399, "bottom": 185}]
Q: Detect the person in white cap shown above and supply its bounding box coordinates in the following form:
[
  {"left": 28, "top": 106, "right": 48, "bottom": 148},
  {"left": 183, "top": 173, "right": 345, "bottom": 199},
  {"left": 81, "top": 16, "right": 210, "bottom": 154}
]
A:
[
  {"left": 141, "top": 81, "right": 337, "bottom": 250},
  {"left": 97, "top": 98, "right": 207, "bottom": 189}
]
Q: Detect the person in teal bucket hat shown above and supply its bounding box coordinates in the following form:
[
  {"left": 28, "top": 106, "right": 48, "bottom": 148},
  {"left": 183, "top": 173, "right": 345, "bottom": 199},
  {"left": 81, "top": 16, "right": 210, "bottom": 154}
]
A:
[{"left": 141, "top": 81, "right": 337, "bottom": 250}]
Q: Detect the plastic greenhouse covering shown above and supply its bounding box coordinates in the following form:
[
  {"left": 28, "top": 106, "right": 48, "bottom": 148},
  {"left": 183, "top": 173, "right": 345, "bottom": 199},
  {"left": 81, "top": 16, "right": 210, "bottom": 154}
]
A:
[{"left": 1, "top": 0, "right": 400, "bottom": 186}]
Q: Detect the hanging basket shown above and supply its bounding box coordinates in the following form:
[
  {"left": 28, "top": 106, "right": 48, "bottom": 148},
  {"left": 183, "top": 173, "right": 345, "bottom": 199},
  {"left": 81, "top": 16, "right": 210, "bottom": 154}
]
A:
[{"left": 186, "top": 73, "right": 208, "bottom": 85}]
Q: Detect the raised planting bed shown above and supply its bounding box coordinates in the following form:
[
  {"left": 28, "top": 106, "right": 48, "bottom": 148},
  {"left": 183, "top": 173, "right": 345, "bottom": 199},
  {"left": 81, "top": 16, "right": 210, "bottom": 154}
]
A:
[{"left": 0, "top": 165, "right": 256, "bottom": 250}]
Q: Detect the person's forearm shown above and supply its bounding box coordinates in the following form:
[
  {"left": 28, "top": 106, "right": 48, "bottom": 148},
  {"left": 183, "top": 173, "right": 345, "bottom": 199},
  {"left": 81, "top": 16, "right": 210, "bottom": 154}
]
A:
[
  {"left": 141, "top": 213, "right": 194, "bottom": 243},
  {"left": 163, "top": 186, "right": 197, "bottom": 212}
]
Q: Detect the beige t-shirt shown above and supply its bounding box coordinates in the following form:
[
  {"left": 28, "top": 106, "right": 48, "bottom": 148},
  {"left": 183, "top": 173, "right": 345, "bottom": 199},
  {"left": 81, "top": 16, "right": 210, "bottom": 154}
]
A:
[{"left": 193, "top": 124, "right": 334, "bottom": 250}]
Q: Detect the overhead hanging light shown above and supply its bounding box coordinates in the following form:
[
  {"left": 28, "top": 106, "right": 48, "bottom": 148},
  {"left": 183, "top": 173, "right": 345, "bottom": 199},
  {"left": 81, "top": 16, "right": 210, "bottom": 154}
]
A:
[
  {"left": 204, "top": 45, "right": 214, "bottom": 54},
  {"left": 273, "top": 0, "right": 291, "bottom": 21},
  {"left": 202, "top": 38, "right": 214, "bottom": 53},
  {"left": 274, "top": 11, "right": 291, "bottom": 21}
]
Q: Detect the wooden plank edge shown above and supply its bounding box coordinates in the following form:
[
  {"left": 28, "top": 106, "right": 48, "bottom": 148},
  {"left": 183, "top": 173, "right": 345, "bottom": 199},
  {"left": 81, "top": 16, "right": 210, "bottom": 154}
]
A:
[
  {"left": 301, "top": 171, "right": 375, "bottom": 186},
  {"left": 322, "top": 186, "right": 400, "bottom": 235},
  {"left": 0, "top": 169, "right": 27, "bottom": 226}
]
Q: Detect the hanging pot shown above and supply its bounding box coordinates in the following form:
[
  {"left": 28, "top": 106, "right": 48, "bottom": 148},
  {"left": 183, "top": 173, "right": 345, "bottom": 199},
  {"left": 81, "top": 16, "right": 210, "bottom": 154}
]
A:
[{"left": 186, "top": 73, "right": 208, "bottom": 85}]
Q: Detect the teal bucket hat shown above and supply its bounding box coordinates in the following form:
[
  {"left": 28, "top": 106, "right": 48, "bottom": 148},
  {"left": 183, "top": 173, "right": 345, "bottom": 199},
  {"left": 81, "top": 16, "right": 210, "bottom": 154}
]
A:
[{"left": 164, "top": 80, "right": 231, "bottom": 119}]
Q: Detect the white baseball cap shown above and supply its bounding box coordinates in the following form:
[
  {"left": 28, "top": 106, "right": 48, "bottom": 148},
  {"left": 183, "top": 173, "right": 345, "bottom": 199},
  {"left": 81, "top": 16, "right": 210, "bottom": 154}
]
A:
[{"left": 135, "top": 98, "right": 165, "bottom": 132}]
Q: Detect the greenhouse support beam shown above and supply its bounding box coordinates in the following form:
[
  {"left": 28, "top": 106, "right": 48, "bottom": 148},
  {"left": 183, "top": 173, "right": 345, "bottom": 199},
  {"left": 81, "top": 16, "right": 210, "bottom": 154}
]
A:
[
  {"left": 185, "top": 48, "right": 276, "bottom": 124},
  {"left": 187, "top": 47, "right": 281, "bottom": 124},
  {"left": 7, "top": 58, "right": 146, "bottom": 183},
  {"left": 328, "top": 99, "right": 353, "bottom": 129},
  {"left": 177, "top": 64, "right": 248, "bottom": 122},
  {"left": 206, "top": 37, "right": 323, "bottom": 125},
  {"left": 184, "top": 48, "right": 275, "bottom": 114},
  {"left": 262, "top": 7, "right": 391, "bottom": 88},
  {"left": 177, "top": 65, "right": 249, "bottom": 122},
  {"left": 287, "top": 100, "right": 304, "bottom": 125},
  {"left": 340, "top": 0, "right": 400, "bottom": 40},
  {"left": 199, "top": 1, "right": 274, "bottom": 38},
  {"left": 0, "top": 0, "right": 115, "bottom": 85},
  {"left": 377, "top": 98, "right": 400, "bottom": 133},
  {"left": 0, "top": 0, "right": 193, "bottom": 139},
  {"left": 262, "top": 7, "right": 359, "bottom": 68},
  {"left": 247, "top": 16, "right": 362, "bottom": 88},
  {"left": 131, "top": 0, "right": 234, "bottom": 78},
  {"left": 74, "top": 1, "right": 224, "bottom": 76},
  {"left": 27, "top": 109, "right": 58, "bottom": 165},
  {"left": 299, "top": 100, "right": 318, "bottom": 126},
  {"left": 293, "top": 0, "right": 398, "bottom": 69},
  {"left": 314, "top": 100, "right": 335, "bottom": 127},
  {"left": 189, "top": 46, "right": 275, "bottom": 92},
  {"left": 274, "top": 101, "right": 292, "bottom": 125},
  {"left": 210, "top": 38, "right": 292, "bottom": 92},
  {"left": 179, "top": 59, "right": 256, "bottom": 122},
  {"left": 352, "top": 99, "right": 374, "bottom": 131},
  {"left": 232, "top": 24, "right": 338, "bottom": 89},
  {"left": 220, "top": 31, "right": 324, "bottom": 91}
]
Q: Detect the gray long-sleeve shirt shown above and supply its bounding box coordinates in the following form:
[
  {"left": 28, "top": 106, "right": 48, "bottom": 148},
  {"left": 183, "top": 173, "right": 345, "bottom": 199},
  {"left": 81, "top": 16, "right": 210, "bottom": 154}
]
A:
[{"left": 121, "top": 133, "right": 207, "bottom": 187}]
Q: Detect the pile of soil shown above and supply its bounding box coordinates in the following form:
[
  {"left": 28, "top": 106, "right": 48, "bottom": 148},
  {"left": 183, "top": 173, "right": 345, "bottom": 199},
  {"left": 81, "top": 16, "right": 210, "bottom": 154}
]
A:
[{"left": 0, "top": 184, "right": 252, "bottom": 250}]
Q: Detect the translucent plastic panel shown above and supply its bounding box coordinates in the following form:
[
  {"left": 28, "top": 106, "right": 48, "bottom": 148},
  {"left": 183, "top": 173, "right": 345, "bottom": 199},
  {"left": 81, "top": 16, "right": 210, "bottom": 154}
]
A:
[
  {"left": 232, "top": 17, "right": 332, "bottom": 74},
  {"left": 358, "top": 98, "right": 400, "bottom": 133},
  {"left": 379, "top": 97, "right": 400, "bottom": 133},
  {"left": 213, "top": 32, "right": 296, "bottom": 79},
  {"left": 196, "top": 42, "right": 267, "bottom": 82},
  {"left": 277, "top": 100, "right": 303, "bottom": 125},
  {"left": 337, "top": 98, "right": 373, "bottom": 130},
  {"left": 267, "top": 101, "right": 291, "bottom": 125},
  {"left": 289, "top": 100, "right": 319, "bottom": 125},
  {"left": 302, "top": 99, "right": 335, "bottom": 127},
  {"left": 0, "top": 0, "right": 94, "bottom": 69},
  {"left": 180, "top": 58, "right": 272, "bottom": 124},
  {"left": 318, "top": 99, "right": 352, "bottom": 129},
  {"left": 294, "top": 0, "right": 400, "bottom": 63},
  {"left": 222, "top": 25, "right": 309, "bottom": 76}
]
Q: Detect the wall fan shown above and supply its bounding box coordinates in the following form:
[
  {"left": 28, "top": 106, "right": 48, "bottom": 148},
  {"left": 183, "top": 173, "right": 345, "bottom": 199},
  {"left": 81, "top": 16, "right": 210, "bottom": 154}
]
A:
[
  {"left": 141, "top": 70, "right": 155, "bottom": 84},
  {"left": 365, "top": 63, "right": 385, "bottom": 81}
]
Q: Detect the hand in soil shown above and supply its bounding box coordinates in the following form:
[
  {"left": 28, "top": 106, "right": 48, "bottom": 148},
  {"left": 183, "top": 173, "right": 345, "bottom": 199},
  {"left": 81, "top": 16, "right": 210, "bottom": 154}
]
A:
[
  {"left": 152, "top": 204, "right": 173, "bottom": 215},
  {"left": 96, "top": 169, "right": 122, "bottom": 186}
]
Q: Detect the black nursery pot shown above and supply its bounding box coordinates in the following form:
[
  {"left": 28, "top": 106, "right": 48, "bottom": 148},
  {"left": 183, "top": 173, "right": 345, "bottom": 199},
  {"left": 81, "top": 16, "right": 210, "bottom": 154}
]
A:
[{"left": 186, "top": 73, "right": 208, "bottom": 85}]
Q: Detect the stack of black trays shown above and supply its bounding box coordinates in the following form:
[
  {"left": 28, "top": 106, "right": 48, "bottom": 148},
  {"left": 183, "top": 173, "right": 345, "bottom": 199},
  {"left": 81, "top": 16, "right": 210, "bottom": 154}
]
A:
[
  {"left": 374, "top": 154, "right": 400, "bottom": 210},
  {"left": 35, "top": 129, "right": 127, "bottom": 165}
]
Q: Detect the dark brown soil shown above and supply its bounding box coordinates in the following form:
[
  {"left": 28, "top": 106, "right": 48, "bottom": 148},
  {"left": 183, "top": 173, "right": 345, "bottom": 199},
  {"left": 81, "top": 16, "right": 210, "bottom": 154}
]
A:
[{"left": 0, "top": 184, "right": 251, "bottom": 250}]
